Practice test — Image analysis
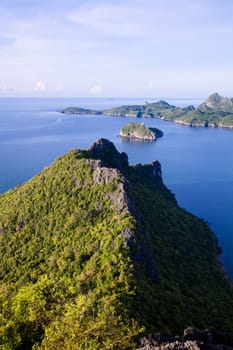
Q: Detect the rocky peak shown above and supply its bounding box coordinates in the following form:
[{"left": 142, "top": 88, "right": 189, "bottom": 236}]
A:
[
  {"left": 208, "top": 92, "right": 222, "bottom": 103},
  {"left": 89, "top": 138, "right": 129, "bottom": 171},
  {"left": 198, "top": 93, "right": 233, "bottom": 113}
]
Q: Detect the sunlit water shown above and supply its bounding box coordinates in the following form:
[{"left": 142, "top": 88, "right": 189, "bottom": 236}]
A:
[{"left": 0, "top": 97, "right": 232, "bottom": 278}]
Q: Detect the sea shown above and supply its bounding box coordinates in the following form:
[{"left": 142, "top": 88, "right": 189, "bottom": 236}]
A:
[{"left": 0, "top": 97, "right": 233, "bottom": 279}]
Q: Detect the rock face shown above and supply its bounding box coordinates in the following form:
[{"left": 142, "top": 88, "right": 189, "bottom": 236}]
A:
[
  {"left": 137, "top": 328, "right": 233, "bottom": 350},
  {"left": 89, "top": 138, "right": 129, "bottom": 170},
  {"left": 134, "top": 161, "right": 162, "bottom": 178},
  {"left": 76, "top": 139, "right": 161, "bottom": 279}
]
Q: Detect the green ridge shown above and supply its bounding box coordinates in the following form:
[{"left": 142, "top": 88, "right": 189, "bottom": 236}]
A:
[
  {"left": 61, "top": 93, "right": 233, "bottom": 128},
  {"left": 0, "top": 139, "right": 233, "bottom": 349}
]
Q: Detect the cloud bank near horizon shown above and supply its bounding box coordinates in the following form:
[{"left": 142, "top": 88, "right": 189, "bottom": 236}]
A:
[{"left": 0, "top": 0, "right": 233, "bottom": 97}]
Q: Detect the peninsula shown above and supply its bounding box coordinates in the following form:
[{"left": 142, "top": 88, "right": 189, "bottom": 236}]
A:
[
  {"left": 119, "top": 122, "right": 163, "bottom": 141},
  {"left": 61, "top": 93, "right": 233, "bottom": 128},
  {"left": 1, "top": 139, "right": 233, "bottom": 349}
]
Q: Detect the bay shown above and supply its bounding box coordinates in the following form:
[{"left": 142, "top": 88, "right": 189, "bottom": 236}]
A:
[{"left": 0, "top": 97, "right": 232, "bottom": 278}]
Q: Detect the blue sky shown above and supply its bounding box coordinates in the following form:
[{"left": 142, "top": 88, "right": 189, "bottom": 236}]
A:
[{"left": 1, "top": 0, "right": 233, "bottom": 97}]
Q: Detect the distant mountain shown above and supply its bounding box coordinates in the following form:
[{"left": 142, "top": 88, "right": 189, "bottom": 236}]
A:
[
  {"left": 198, "top": 93, "right": 233, "bottom": 113},
  {"left": 174, "top": 93, "right": 233, "bottom": 127},
  {"left": 61, "top": 93, "right": 233, "bottom": 128},
  {"left": 1, "top": 139, "right": 233, "bottom": 349}
]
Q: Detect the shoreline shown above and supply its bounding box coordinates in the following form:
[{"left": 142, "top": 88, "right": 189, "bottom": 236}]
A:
[{"left": 61, "top": 110, "right": 233, "bottom": 129}]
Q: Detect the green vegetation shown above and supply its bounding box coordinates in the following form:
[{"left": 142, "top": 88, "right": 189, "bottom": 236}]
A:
[
  {"left": 1, "top": 139, "right": 233, "bottom": 349},
  {"left": 174, "top": 93, "right": 233, "bottom": 127},
  {"left": 61, "top": 93, "right": 233, "bottom": 128},
  {"left": 103, "top": 100, "right": 179, "bottom": 118},
  {"left": 119, "top": 122, "right": 163, "bottom": 141},
  {"left": 61, "top": 106, "right": 102, "bottom": 115}
]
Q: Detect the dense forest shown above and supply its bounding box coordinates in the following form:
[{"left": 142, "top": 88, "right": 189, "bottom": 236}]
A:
[{"left": 1, "top": 139, "right": 233, "bottom": 349}]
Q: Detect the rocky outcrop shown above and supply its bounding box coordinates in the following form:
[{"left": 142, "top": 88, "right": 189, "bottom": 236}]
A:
[
  {"left": 134, "top": 161, "right": 162, "bottom": 178},
  {"left": 86, "top": 159, "right": 133, "bottom": 216},
  {"left": 137, "top": 328, "right": 233, "bottom": 350},
  {"left": 75, "top": 139, "right": 160, "bottom": 279},
  {"left": 76, "top": 138, "right": 163, "bottom": 179},
  {"left": 89, "top": 138, "right": 129, "bottom": 170}
]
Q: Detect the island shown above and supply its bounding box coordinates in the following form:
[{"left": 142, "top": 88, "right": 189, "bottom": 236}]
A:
[
  {"left": 119, "top": 122, "right": 163, "bottom": 141},
  {"left": 60, "top": 106, "right": 101, "bottom": 115},
  {"left": 61, "top": 93, "right": 233, "bottom": 128}
]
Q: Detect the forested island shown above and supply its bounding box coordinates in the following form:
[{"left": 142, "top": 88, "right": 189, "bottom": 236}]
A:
[
  {"left": 119, "top": 122, "right": 163, "bottom": 141},
  {"left": 61, "top": 93, "right": 233, "bottom": 128},
  {"left": 1, "top": 139, "right": 233, "bottom": 349}
]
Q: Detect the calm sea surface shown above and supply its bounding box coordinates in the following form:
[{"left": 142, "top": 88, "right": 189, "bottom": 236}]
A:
[{"left": 0, "top": 97, "right": 233, "bottom": 278}]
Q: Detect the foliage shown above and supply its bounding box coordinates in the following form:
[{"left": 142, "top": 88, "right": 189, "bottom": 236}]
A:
[
  {"left": 120, "top": 122, "right": 163, "bottom": 141},
  {"left": 128, "top": 168, "right": 233, "bottom": 334},
  {"left": 120, "top": 122, "right": 160, "bottom": 140},
  {"left": 0, "top": 150, "right": 141, "bottom": 349},
  {"left": 1, "top": 141, "right": 233, "bottom": 349},
  {"left": 61, "top": 107, "right": 102, "bottom": 115},
  {"left": 62, "top": 93, "right": 233, "bottom": 128}
]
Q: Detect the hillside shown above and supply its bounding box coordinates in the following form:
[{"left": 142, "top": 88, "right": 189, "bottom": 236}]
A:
[
  {"left": 199, "top": 93, "right": 233, "bottom": 113},
  {"left": 1, "top": 139, "right": 233, "bottom": 349},
  {"left": 103, "top": 100, "right": 178, "bottom": 118},
  {"left": 61, "top": 93, "right": 233, "bottom": 128},
  {"left": 175, "top": 93, "right": 233, "bottom": 127}
]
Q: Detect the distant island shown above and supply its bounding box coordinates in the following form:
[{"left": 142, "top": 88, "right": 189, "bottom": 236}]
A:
[
  {"left": 61, "top": 93, "right": 233, "bottom": 128},
  {"left": 119, "top": 122, "right": 163, "bottom": 141},
  {"left": 61, "top": 106, "right": 102, "bottom": 115}
]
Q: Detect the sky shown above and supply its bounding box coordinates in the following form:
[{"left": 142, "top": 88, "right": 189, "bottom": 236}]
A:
[{"left": 0, "top": 0, "right": 233, "bottom": 98}]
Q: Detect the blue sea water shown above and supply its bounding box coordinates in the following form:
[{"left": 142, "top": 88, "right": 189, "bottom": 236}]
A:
[{"left": 0, "top": 97, "right": 233, "bottom": 278}]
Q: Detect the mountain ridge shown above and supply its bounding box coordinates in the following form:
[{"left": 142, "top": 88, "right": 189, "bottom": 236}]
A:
[
  {"left": 61, "top": 93, "right": 233, "bottom": 128},
  {"left": 1, "top": 139, "right": 233, "bottom": 349}
]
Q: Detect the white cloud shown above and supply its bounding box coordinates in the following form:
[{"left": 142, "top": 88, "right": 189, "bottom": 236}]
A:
[
  {"left": 89, "top": 83, "right": 103, "bottom": 95},
  {"left": 0, "top": 1, "right": 233, "bottom": 97},
  {"left": 67, "top": 4, "right": 146, "bottom": 37},
  {"left": 33, "top": 80, "right": 47, "bottom": 92}
]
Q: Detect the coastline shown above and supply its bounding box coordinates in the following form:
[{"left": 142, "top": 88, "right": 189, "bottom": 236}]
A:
[
  {"left": 61, "top": 110, "right": 233, "bottom": 129},
  {"left": 61, "top": 93, "right": 233, "bottom": 129}
]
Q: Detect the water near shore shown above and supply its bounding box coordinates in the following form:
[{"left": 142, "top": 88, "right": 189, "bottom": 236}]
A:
[{"left": 0, "top": 97, "right": 232, "bottom": 277}]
